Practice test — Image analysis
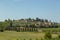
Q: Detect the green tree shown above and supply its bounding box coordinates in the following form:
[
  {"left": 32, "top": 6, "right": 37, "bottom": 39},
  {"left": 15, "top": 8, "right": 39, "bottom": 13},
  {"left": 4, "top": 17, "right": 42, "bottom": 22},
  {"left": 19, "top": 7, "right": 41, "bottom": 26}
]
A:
[
  {"left": 36, "top": 17, "right": 40, "bottom": 21},
  {"left": 28, "top": 18, "right": 31, "bottom": 20},
  {"left": 0, "top": 22, "right": 9, "bottom": 32},
  {"left": 44, "top": 19, "right": 48, "bottom": 22}
]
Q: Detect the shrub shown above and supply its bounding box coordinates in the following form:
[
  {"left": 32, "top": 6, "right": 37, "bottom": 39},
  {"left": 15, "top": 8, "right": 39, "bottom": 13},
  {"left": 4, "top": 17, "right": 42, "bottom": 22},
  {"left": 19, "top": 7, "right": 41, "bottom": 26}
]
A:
[
  {"left": 40, "top": 38, "right": 43, "bottom": 40},
  {"left": 0, "top": 30, "right": 4, "bottom": 32},
  {"left": 30, "top": 38, "right": 32, "bottom": 40},
  {"left": 17, "top": 38, "right": 19, "bottom": 40},
  {"left": 58, "top": 34, "right": 60, "bottom": 38},
  {"left": 44, "top": 32, "right": 52, "bottom": 39},
  {"left": 24, "top": 39, "right": 26, "bottom": 40}
]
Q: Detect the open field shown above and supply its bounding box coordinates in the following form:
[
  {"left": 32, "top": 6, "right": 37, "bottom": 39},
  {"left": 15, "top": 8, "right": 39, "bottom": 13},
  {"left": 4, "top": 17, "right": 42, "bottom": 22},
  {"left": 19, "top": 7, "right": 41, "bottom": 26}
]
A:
[{"left": 0, "top": 31, "right": 58, "bottom": 40}]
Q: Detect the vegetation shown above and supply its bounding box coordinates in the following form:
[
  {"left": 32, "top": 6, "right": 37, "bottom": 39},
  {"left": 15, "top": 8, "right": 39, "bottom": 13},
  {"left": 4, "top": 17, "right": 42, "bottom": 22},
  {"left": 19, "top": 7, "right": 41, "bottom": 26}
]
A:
[
  {"left": 44, "top": 31, "right": 52, "bottom": 39},
  {"left": 0, "top": 18, "right": 60, "bottom": 40},
  {"left": 0, "top": 31, "right": 60, "bottom": 40},
  {"left": 0, "top": 18, "right": 59, "bottom": 32}
]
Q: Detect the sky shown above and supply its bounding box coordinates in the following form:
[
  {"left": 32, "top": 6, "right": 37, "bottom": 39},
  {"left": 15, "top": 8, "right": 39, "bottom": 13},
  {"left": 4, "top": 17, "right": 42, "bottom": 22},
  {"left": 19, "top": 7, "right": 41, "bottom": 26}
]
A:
[{"left": 0, "top": 0, "right": 60, "bottom": 22}]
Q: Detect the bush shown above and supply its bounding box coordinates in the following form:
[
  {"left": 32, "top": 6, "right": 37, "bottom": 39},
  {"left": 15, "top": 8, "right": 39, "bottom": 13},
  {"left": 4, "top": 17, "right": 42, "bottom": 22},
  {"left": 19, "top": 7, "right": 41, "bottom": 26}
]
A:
[
  {"left": 30, "top": 38, "right": 32, "bottom": 40},
  {"left": 44, "top": 32, "right": 52, "bottom": 39},
  {"left": 0, "top": 30, "right": 4, "bottom": 32},
  {"left": 58, "top": 34, "right": 60, "bottom": 38},
  {"left": 16, "top": 30, "right": 20, "bottom": 32},
  {"left": 17, "top": 38, "right": 19, "bottom": 40},
  {"left": 40, "top": 38, "right": 43, "bottom": 40},
  {"left": 24, "top": 39, "right": 26, "bottom": 40}
]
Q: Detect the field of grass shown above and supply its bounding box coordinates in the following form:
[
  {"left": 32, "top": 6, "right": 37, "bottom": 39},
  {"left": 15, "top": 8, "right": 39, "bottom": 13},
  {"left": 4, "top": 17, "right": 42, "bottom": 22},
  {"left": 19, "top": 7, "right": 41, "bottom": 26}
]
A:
[{"left": 0, "top": 31, "right": 58, "bottom": 40}]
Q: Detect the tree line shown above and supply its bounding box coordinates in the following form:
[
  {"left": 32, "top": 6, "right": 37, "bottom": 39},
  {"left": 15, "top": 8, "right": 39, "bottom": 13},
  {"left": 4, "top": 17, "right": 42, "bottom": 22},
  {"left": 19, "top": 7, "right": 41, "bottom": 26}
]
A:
[{"left": 0, "top": 18, "right": 59, "bottom": 32}]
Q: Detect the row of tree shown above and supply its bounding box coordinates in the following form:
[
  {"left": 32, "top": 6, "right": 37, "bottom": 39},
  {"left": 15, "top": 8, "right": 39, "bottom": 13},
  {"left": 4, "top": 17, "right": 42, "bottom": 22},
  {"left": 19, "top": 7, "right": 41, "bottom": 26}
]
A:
[{"left": 20, "top": 17, "right": 49, "bottom": 22}]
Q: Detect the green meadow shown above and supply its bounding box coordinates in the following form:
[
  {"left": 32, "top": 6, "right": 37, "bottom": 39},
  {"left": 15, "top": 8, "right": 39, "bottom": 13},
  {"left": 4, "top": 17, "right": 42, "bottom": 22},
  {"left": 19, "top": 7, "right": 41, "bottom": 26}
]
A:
[{"left": 0, "top": 31, "right": 58, "bottom": 40}]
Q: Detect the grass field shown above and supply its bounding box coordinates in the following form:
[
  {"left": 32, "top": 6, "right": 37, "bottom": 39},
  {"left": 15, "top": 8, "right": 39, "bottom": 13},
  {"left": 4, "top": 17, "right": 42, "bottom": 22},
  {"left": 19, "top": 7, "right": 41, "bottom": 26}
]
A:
[{"left": 0, "top": 31, "right": 58, "bottom": 40}]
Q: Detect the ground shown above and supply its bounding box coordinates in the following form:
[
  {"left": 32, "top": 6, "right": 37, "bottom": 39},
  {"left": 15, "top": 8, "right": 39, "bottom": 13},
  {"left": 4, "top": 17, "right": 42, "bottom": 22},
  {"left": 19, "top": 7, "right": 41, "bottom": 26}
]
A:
[{"left": 0, "top": 31, "right": 58, "bottom": 40}]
